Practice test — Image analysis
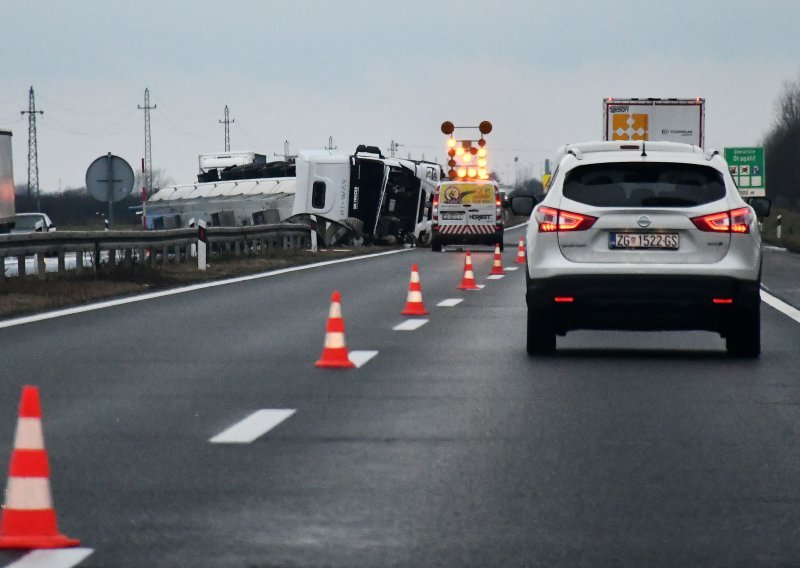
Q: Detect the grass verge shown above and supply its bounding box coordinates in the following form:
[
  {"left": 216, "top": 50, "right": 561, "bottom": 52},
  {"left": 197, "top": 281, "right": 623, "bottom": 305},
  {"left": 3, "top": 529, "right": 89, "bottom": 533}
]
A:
[
  {"left": 0, "top": 248, "right": 375, "bottom": 320},
  {"left": 760, "top": 207, "right": 800, "bottom": 253}
]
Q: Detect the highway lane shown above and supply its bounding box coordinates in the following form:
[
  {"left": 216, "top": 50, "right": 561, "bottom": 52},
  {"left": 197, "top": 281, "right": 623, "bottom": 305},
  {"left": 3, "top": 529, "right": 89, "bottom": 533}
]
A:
[{"left": 1, "top": 235, "right": 800, "bottom": 566}]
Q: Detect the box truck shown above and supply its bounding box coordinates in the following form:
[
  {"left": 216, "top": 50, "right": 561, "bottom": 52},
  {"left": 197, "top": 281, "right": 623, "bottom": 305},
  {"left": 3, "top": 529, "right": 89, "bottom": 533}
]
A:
[
  {"left": 0, "top": 130, "right": 15, "bottom": 233},
  {"left": 603, "top": 98, "right": 705, "bottom": 148}
]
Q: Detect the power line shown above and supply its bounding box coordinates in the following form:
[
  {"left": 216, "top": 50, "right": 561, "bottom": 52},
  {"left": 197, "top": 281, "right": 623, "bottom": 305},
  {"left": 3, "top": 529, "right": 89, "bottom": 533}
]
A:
[
  {"left": 21, "top": 86, "right": 43, "bottom": 211},
  {"left": 219, "top": 105, "right": 234, "bottom": 152},
  {"left": 138, "top": 88, "right": 156, "bottom": 198}
]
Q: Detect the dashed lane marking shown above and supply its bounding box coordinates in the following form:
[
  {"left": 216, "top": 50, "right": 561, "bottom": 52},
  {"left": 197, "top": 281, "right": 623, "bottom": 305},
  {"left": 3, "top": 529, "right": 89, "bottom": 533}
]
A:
[
  {"left": 504, "top": 266, "right": 519, "bottom": 271},
  {"left": 486, "top": 275, "right": 504, "bottom": 280},
  {"left": 0, "top": 249, "right": 411, "bottom": 330},
  {"left": 348, "top": 350, "right": 379, "bottom": 368},
  {"left": 437, "top": 299, "right": 463, "bottom": 307},
  {"left": 210, "top": 409, "right": 296, "bottom": 444},
  {"left": 393, "top": 319, "right": 429, "bottom": 331},
  {"left": 761, "top": 289, "right": 800, "bottom": 325},
  {"left": 4, "top": 548, "right": 94, "bottom": 568}
]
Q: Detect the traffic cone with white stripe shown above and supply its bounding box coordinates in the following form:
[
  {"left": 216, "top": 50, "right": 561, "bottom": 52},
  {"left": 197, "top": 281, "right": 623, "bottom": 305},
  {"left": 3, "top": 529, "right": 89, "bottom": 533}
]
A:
[
  {"left": 458, "top": 251, "right": 480, "bottom": 290},
  {"left": 401, "top": 264, "right": 429, "bottom": 315},
  {"left": 316, "top": 291, "right": 356, "bottom": 368},
  {"left": 490, "top": 243, "right": 505, "bottom": 275},
  {"left": 516, "top": 237, "right": 526, "bottom": 264},
  {"left": 0, "top": 386, "right": 80, "bottom": 549}
]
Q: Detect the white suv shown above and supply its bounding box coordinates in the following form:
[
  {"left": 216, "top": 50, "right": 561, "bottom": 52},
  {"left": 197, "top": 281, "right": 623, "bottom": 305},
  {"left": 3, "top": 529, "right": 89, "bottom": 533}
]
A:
[{"left": 511, "top": 141, "right": 771, "bottom": 358}]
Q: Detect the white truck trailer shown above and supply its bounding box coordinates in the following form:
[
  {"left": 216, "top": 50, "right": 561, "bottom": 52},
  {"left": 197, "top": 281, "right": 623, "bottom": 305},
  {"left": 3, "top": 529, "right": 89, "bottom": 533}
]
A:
[
  {"left": 603, "top": 98, "right": 705, "bottom": 148},
  {"left": 0, "top": 130, "right": 15, "bottom": 232}
]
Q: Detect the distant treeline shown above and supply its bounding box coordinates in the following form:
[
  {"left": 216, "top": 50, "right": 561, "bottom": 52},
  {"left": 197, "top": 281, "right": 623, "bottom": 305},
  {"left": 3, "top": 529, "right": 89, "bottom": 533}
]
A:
[
  {"left": 764, "top": 75, "right": 800, "bottom": 211},
  {"left": 14, "top": 185, "right": 143, "bottom": 227}
]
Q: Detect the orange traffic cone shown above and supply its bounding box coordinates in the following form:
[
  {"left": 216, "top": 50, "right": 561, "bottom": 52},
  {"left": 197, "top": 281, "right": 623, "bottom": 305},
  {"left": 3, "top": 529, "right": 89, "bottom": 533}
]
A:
[
  {"left": 0, "top": 386, "right": 80, "bottom": 549},
  {"left": 316, "top": 291, "right": 356, "bottom": 368},
  {"left": 401, "top": 264, "right": 429, "bottom": 315},
  {"left": 516, "top": 237, "right": 526, "bottom": 264},
  {"left": 490, "top": 243, "right": 505, "bottom": 275},
  {"left": 458, "top": 251, "right": 480, "bottom": 290}
]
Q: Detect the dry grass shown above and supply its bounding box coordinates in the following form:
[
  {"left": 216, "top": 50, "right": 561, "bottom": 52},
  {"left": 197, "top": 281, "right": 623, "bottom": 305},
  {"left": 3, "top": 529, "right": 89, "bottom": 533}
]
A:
[{"left": 0, "top": 248, "right": 374, "bottom": 319}]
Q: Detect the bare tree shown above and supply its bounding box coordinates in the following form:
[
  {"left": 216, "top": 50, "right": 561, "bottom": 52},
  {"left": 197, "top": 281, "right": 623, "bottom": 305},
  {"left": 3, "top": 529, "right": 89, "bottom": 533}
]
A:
[{"left": 764, "top": 74, "right": 800, "bottom": 208}]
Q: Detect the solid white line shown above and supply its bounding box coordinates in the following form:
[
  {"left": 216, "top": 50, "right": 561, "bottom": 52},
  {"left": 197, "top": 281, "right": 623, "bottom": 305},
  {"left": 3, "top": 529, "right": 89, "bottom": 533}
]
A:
[
  {"left": 348, "top": 350, "right": 378, "bottom": 368},
  {"left": 504, "top": 266, "right": 519, "bottom": 271},
  {"left": 393, "top": 319, "right": 429, "bottom": 331},
  {"left": 0, "top": 248, "right": 411, "bottom": 330},
  {"left": 505, "top": 221, "right": 529, "bottom": 231},
  {"left": 5, "top": 549, "right": 94, "bottom": 568},
  {"left": 486, "top": 274, "right": 505, "bottom": 280},
  {"left": 437, "top": 298, "right": 463, "bottom": 307},
  {"left": 209, "top": 409, "right": 296, "bottom": 444},
  {"left": 761, "top": 290, "right": 800, "bottom": 324}
]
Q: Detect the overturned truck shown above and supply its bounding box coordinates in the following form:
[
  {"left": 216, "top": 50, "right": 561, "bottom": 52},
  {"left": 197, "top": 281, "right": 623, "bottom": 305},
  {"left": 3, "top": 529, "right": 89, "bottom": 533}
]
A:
[{"left": 146, "top": 145, "right": 443, "bottom": 246}]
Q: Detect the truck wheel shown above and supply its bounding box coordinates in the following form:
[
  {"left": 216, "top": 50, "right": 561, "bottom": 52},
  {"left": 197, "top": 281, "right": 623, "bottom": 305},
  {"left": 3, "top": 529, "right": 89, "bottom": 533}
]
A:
[
  {"left": 726, "top": 302, "right": 760, "bottom": 358},
  {"left": 431, "top": 235, "right": 442, "bottom": 252},
  {"left": 527, "top": 307, "right": 556, "bottom": 356}
]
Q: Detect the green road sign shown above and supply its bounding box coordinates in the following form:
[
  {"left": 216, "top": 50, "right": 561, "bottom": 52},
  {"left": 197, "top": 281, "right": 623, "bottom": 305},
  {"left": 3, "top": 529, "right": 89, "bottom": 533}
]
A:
[{"left": 724, "top": 147, "right": 765, "bottom": 197}]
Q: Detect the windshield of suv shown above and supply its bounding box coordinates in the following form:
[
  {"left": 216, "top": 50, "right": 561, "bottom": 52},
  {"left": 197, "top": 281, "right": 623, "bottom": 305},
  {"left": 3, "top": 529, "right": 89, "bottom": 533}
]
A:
[{"left": 563, "top": 163, "right": 726, "bottom": 207}]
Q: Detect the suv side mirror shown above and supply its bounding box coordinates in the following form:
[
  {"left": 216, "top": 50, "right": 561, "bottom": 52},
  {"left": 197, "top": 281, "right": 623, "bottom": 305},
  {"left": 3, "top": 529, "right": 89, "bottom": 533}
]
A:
[
  {"left": 510, "top": 195, "right": 535, "bottom": 217},
  {"left": 748, "top": 197, "right": 771, "bottom": 218}
]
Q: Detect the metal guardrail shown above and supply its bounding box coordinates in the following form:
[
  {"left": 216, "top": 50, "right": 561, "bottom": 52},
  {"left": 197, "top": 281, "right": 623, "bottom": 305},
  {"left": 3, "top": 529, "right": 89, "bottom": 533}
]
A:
[{"left": 0, "top": 223, "right": 312, "bottom": 279}]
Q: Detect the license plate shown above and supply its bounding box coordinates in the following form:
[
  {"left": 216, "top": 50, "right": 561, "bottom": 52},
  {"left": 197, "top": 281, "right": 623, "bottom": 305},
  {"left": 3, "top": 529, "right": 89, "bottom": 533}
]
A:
[
  {"left": 441, "top": 212, "right": 464, "bottom": 220},
  {"left": 609, "top": 232, "right": 679, "bottom": 249}
]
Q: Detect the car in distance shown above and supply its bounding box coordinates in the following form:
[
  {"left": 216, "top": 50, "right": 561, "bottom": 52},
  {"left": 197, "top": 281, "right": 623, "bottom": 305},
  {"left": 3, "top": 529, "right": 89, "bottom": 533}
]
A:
[
  {"left": 511, "top": 141, "right": 770, "bottom": 358},
  {"left": 11, "top": 212, "right": 56, "bottom": 234}
]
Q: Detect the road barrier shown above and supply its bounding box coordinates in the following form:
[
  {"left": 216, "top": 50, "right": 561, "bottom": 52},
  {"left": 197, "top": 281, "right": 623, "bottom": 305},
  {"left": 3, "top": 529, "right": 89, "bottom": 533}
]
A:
[{"left": 0, "top": 224, "right": 312, "bottom": 279}]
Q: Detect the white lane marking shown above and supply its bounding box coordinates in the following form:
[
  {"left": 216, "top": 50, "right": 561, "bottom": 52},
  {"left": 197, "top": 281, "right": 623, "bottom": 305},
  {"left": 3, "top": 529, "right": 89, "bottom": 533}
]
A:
[
  {"left": 437, "top": 298, "right": 463, "bottom": 307},
  {"left": 476, "top": 284, "right": 485, "bottom": 289},
  {"left": 393, "top": 319, "right": 428, "bottom": 331},
  {"left": 761, "top": 290, "right": 800, "bottom": 324},
  {"left": 763, "top": 245, "right": 787, "bottom": 252},
  {"left": 486, "top": 275, "right": 505, "bottom": 280},
  {"left": 504, "top": 266, "right": 519, "bottom": 271},
  {"left": 0, "top": 249, "right": 411, "bottom": 330},
  {"left": 210, "top": 409, "right": 295, "bottom": 444},
  {"left": 348, "top": 350, "right": 378, "bottom": 368},
  {"left": 505, "top": 221, "right": 529, "bottom": 231},
  {"left": 5, "top": 549, "right": 94, "bottom": 568}
]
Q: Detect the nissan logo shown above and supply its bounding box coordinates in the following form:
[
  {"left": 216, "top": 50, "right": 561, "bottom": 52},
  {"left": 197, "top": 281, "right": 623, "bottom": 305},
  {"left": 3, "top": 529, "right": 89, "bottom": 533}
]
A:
[{"left": 637, "top": 215, "right": 651, "bottom": 228}]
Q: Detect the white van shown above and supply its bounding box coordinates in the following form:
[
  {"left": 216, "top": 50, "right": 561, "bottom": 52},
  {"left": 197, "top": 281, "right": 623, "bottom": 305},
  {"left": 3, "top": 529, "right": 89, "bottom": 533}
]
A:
[{"left": 431, "top": 180, "right": 504, "bottom": 251}]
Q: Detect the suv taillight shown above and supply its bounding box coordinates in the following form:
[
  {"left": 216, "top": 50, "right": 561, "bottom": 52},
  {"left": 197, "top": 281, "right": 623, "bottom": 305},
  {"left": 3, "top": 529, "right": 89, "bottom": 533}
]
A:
[
  {"left": 537, "top": 206, "right": 597, "bottom": 232},
  {"left": 691, "top": 207, "right": 752, "bottom": 233}
]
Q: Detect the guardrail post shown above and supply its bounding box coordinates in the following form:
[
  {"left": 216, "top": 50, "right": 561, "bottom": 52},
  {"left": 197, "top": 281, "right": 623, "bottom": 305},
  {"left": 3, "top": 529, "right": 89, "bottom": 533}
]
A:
[
  {"left": 57, "top": 251, "right": 66, "bottom": 273},
  {"left": 94, "top": 240, "right": 101, "bottom": 272},
  {"left": 76, "top": 251, "right": 84, "bottom": 271},
  {"left": 109, "top": 249, "right": 116, "bottom": 265},
  {"left": 173, "top": 245, "right": 180, "bottom": 264},
  {"left": 161, "top": 245, "right": 168, "bottom": 264},
  {"left": 0, "top": 255, "right": 5, "bottom": 282},
  {"left": 234, "top": 240, "right": 241, "bottom": 256},
  {"left": 125, "top": 248, "right": 132, "bottom": 265},
  {"left": 17, "top": 255, "right": 25, "bottom": 277},
  {"left": 36, "top": 253, "right": 46, "bottom": 280}
]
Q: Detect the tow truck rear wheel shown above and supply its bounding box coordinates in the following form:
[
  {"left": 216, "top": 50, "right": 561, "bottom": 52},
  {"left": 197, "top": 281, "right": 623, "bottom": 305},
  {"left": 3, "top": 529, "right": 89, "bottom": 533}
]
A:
[{"left": 527, "top": 307, "right": 556, "bottom": 356}]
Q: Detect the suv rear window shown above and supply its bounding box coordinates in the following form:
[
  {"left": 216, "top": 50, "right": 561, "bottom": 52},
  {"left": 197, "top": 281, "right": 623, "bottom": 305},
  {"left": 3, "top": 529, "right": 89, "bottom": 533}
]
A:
[{"left": 563, "top": 163, "right": 725, "bottom": 207}]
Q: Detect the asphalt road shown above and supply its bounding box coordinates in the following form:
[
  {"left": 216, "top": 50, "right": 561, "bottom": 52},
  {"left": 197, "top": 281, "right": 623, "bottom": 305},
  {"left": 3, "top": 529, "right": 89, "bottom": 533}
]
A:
[{"left": 1, "top": 233, "right": 800, "bottom": 567}]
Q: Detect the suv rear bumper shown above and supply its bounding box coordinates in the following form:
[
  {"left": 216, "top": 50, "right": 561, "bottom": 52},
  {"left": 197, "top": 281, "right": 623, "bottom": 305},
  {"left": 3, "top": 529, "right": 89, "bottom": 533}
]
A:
[{"left": 526, "top": 274, "right": 760, "bottom": 334}]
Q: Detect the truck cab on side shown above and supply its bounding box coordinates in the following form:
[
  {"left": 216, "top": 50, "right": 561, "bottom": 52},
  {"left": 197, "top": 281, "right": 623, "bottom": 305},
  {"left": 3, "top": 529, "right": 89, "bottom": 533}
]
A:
[
  {"left": 430, "top": 180, "right": 504, "bottom": 251},
  {"left": 292, "top": 146, "right": 442, "bottom": 245}
]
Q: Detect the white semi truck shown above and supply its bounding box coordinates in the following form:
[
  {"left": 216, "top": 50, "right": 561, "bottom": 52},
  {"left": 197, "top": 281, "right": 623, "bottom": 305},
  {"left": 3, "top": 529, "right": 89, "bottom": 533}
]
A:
[
  {"left": 603, "top": 98, "right": 705, "bottom": 148},
  {"left": 0, "top": 130, "right": 15, "bottom": 232}
]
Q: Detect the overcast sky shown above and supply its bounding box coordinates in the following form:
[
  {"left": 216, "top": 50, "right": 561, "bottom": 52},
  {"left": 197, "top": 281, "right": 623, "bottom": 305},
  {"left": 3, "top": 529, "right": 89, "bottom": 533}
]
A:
[{"left": 2, "top": 0, "right": 799, "bottom": 194}]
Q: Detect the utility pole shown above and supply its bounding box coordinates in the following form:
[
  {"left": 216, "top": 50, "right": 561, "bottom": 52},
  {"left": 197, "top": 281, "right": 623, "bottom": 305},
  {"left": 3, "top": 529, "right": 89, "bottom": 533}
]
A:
[
  {"left": 21, "top": 86, "right": 43, "bottom": 211},
  {"left": 274, "top": 140, "right": 297, "bottom": 160},
  {"left": 388, "top": 140, "right": 403, "bottom": 158},
  {"left": 219, "top": 105, "right": 234, "bottom": 152},
  {"left": 138, "top": 88, "right": 156, "bottom": 198},
  {"left": 325, "top": 136, "right": 337, "bottom": 151}
]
